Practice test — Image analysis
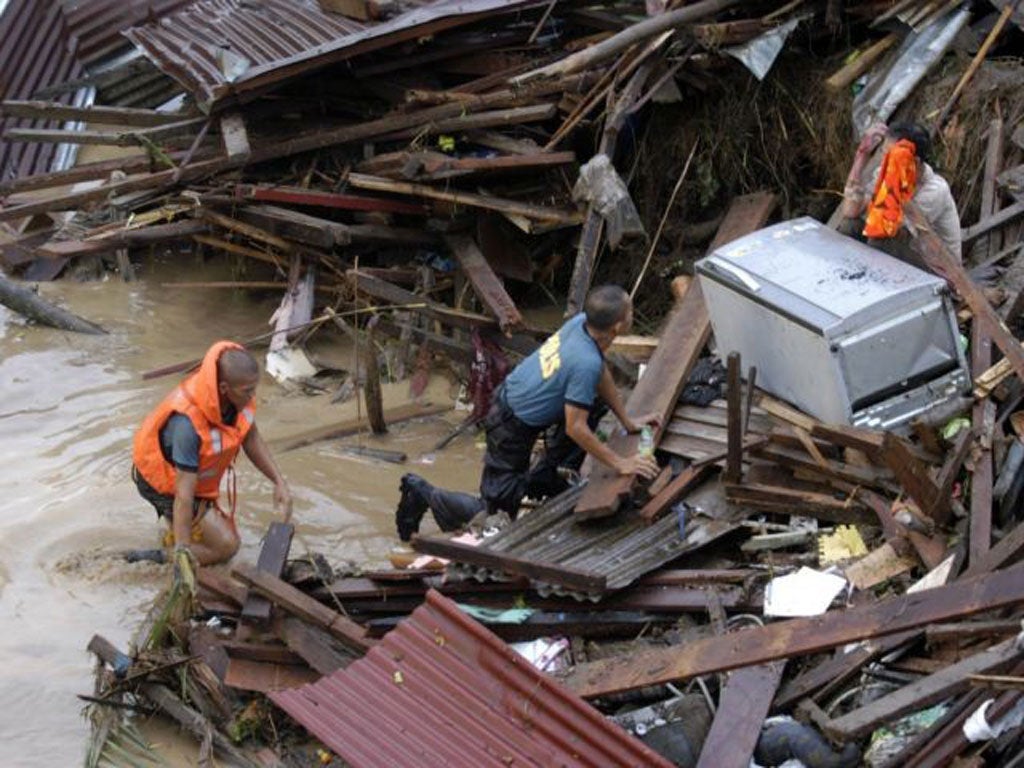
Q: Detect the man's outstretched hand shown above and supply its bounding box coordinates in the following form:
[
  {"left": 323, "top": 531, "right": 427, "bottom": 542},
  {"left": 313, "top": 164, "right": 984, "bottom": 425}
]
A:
[
  {"left": 622, "top": 411, "right": 663, "bottom": 434},
  {"left": 617, "top": 454, "right": 660, "bottom": 480},
  {"left": 274, "top": 482, "right": 293, "bottom": 523}
]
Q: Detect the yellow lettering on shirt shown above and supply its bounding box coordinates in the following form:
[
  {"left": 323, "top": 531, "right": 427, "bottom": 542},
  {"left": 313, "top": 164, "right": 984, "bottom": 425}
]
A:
[{"left": 539, "top": 333, "right": 561, "bottom": 379}]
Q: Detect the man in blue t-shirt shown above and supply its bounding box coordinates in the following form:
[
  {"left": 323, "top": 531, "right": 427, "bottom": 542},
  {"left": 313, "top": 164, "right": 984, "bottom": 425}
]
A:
[{"left": 395, "top": 284, "right": 661, "bottom": 541}]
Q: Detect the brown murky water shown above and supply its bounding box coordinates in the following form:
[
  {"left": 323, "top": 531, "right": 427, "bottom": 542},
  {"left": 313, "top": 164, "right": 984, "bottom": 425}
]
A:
[{"left": 0, "top": 255, "right": 485, "bottom": 765}]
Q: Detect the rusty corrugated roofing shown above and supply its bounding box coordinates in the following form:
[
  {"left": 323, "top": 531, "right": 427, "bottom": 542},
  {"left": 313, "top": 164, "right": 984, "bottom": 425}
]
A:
[
  {"left": 0, "top": 0, "right": 83, "bottom": 180},
  {"left": 270, "top": 589, "right": 673, "bottom": 768},
  {"left": 124, "top": 0, "right": 542, "bottom": 109},
  {"left": 437, "top": 483, "right": 738, "bottom": 598}
]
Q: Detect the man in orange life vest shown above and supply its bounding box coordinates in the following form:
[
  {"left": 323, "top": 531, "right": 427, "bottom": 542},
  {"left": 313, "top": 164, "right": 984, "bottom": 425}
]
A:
[{"left": 132, "top": 341, "right": 292, "bottom": 566}]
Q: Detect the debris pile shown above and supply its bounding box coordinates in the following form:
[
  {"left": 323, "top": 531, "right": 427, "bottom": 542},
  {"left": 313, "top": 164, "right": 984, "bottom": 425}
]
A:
[{"left": 1, "top": 0, "right": 1023, "bottom": 765}]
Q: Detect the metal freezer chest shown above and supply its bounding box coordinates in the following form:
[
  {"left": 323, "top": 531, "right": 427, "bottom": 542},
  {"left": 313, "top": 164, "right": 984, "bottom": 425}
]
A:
[{"left": 695, "top": 217, "right": 970, "bottom": 429}]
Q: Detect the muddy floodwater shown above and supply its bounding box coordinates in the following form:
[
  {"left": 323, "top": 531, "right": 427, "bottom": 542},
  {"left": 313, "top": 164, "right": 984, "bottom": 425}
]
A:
[{"left": 0, "top": 257, "right": 485, "bottom": 766}]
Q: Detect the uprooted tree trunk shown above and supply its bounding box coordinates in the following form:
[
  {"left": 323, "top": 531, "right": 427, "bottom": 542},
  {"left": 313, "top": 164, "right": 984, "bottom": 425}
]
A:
[{"left": 0, "top": 272, "right": 107, "bottom": 334}]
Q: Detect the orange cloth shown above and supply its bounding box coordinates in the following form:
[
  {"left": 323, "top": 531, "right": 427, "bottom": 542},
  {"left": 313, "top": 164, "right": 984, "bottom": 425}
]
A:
[{"left": 863, "top": 139, "right": 917, "bottom": 239}]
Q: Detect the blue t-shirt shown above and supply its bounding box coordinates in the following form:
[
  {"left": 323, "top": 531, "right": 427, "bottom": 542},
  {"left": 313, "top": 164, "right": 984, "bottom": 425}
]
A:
[
  {"left": 158, "top": 404, "right": 239, "bottom": 473},
  {"left": 503, "top": 313, "right": 604, "bottom": 427}
]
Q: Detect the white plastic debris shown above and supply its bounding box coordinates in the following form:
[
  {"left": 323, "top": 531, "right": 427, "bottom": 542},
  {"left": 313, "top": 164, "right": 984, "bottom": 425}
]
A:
[
  {"left": 963, "top": 697, "right": 1024, "bottom": 743},
  {"left": 265, "top": 345, "right": 319, "bottom": 385},
  {"left": 511, "top": 637, "right": 570, "bottom": 673},
  {"left": 764, "top": 567, "right": 847, "bottom": 617}
]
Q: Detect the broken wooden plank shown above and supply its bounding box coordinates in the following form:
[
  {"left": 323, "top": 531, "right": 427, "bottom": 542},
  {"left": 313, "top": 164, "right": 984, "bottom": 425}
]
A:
[
  {"left": 861, "top": 490, "right": 948, "bottom": 571},
  {"left": 724, "top": 484, "right": 875, "bottom": 526},
  {"left": 564, "top": 562, "right": 1024, "bottom": 698},
  {"left": 411, "top": 535, "right": 608, "bottom": 592},
  {"left": 962, "top": 518, "right": 1024, "bottom": 578},
  {"left": 575, "top": 192, "right": 776, "bottom": 519},
  {"left": 36, "top": 219, "right": 207, "bottom": 258},
  {"left": 0, "top": 99, "right": 192, "bottom": 126},
  {"left": 971, "top": 325, "right": 994, "bottom": 568},
  {"left": 906, "top": 200, "right": 1024, "bottom": 386},
  {"left": 755, "top": 443, "right": 893, "bottom": 491},
  {"left": 825, "top": 637, "right": 1023, "bottom": 740},
  {"left": 961, "top": 196, "right": 1024, "bottom": 245},
  {"left": 637, "top": 463, "right": 716, "bottom": 524},
  {"left": 880, "top": 432, "right": 949, "bottom": 525},
  {"left": 233, "top": 564, "right": 372, "bottom": 653},
  {"left": 844, "top": 542, "right": 916, "bottom": 590},
  {"left": 240, "top": 522, "right": 294, "bottom": 626},
  {"left": 575, "top": 280, "right": 710, "bottom": 519},
  {"left": 230, "top": 203, "right": 350, "bottom": 249},
  {"left": 696, "top": 662, "right": 786, "bottom": 768},
  {"left": 278, "top": 617, "right": 356, "bottom": 675},
  {"left": 346, "top": 173, "right": 582, "bottom": 224},
  {"left": 773, "top": 630, "right": 920, "bottom": 711},
  {"left": 444, "top": 233, "right": 523, "bottom": 333},
  {"left": 348, "top": 268, "right": 540, "bottom": 356},
  {"left": 724, "top": 351, "right": 742, "bottom": 483},
  {"left": 235, "top": 183, "right": 426, "bottom": 216}
]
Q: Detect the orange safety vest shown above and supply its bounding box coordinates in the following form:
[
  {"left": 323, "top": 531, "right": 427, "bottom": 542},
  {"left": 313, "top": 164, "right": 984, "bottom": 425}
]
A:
[{"left": 132, "top": 341, "right": 255, "bottom": 499}]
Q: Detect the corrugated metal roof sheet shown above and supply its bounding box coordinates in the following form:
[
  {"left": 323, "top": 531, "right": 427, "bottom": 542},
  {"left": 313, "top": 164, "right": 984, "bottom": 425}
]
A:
[
  {"left": 63, "top": 0, "right": 195, "bottom": 65},
  {"left": 270, "top": 589, "right": 674, "bottom": 768},
  {"left": 0, "top": 0, "right": 83, "bottom": 180},
  {"left": 124, "top": 0, "right": 542, "bottom": 109},
  {"left": 440, "top": 484, "right": 739, "bottom": 598}
]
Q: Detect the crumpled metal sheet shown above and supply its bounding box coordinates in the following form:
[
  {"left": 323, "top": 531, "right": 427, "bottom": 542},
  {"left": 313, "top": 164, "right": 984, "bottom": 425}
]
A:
[
  {"left": 270, "top": 589, "right": 675, "bottom": 768},
  {"left": 724, "top": 16, "right": 801, "bottom": 81},
  {"left": 852, "top": 5, "right": 972, "bottom": 136},
  {"left": 124, "top": 0, "right": 542, "bottom": 109}
]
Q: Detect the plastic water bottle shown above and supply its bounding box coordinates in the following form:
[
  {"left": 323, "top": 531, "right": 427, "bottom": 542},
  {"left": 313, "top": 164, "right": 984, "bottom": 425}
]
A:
[{"left": 638, "top": 425, "right": 655, "bottom": 458}]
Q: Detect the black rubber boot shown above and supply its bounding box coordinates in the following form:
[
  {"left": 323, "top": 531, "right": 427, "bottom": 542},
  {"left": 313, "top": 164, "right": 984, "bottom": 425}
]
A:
[
  {"left": 395, "top": 473, "right": 430, "bottom": 542},
  {"left": 123, "top": 548, "right": 167, "bottom": 564}
]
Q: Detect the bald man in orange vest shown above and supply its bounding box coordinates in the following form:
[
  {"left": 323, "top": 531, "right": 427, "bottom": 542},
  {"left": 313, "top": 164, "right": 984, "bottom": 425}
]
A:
[{"left": 132, "top": 341, "right": 292, "bottom": 566}]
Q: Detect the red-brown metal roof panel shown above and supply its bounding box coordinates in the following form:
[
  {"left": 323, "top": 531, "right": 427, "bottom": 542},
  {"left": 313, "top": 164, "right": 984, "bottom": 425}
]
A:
[
  {"left": 0, "top": 0, "right": 83, "bottom": 180},
  {"left": 271, "top": 590, "right": 674, "bottom": 768},
  {"left": 124, "top": 0, "right": 542, "bottom": 109}
]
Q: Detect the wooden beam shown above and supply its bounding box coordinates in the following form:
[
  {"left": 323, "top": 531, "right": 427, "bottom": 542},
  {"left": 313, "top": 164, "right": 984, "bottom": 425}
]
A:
[
  {"left": 724, "top": 351, "right": 742, "bottom": 483},
  {"left": 235, "top": 183, "right": 426, "bottom": 216},
  {"left": 444, "top": 233, "right": 523, "bottom": 333},
  {"left": 345, "top": 173, "right": 582, "bottom": 225},
  {"left": 825, "top": 638, "right": 1023, "bottom": 740},
  {"left": 232, "top": 564, "right": 372, "bottom": 653},
  {"left": 564, "top": 562, "right": 1024, "bottom": 698},
  {"left": 696, "top": 662, "right": 786, "bottom": 768},
  {"left": 880, "top": 433, "right": 949, "bottom": 525},
  {"left": 36, "top": 219, "right": 207, "bottom": 258},
  {"left": 573, "top": 191, "right": 777, "bottom": 520},
  {"left": 240, "top": 523, "right": 294, "bottom": 626},
  {"left": 970, "top": 324, "right": 994, "bottom": 568},
  {"left": 724, "top": 483, "right": 875, "bottom": 526},
  {"left": 411, "top": 534, "right": 608, "bottom": 592},
  {"left": 0, "top": 99, "right": 193, "bottom": 126},
  {"left": 906, "top": 200, "right": 1024, "bottom": 387},
  {"left": 962, "top": 518, "right": 1024, "bottom": 579},
  {"left": 637, "top": 464, "right": 716, "bottom": 524},
  {"left": 278, "top": 617, "right": 355, "bottom": 675}
]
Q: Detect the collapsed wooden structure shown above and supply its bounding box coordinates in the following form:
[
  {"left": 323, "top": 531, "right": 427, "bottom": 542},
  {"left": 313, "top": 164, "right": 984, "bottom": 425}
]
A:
[{"left": 1, "top": 0, "right": 1021, "bottom": 765}]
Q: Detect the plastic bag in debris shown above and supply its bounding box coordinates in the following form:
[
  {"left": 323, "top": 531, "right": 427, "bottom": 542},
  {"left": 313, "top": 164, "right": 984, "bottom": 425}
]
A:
[
  {"left": 680, "top": 356, "right": 726, "bottom": 406},
  {"left": 963, "top": 697, "right": 1024, "bottom": 743},
  {"left": 572, "top": 154, "right": 645, "bottom": 249}
]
